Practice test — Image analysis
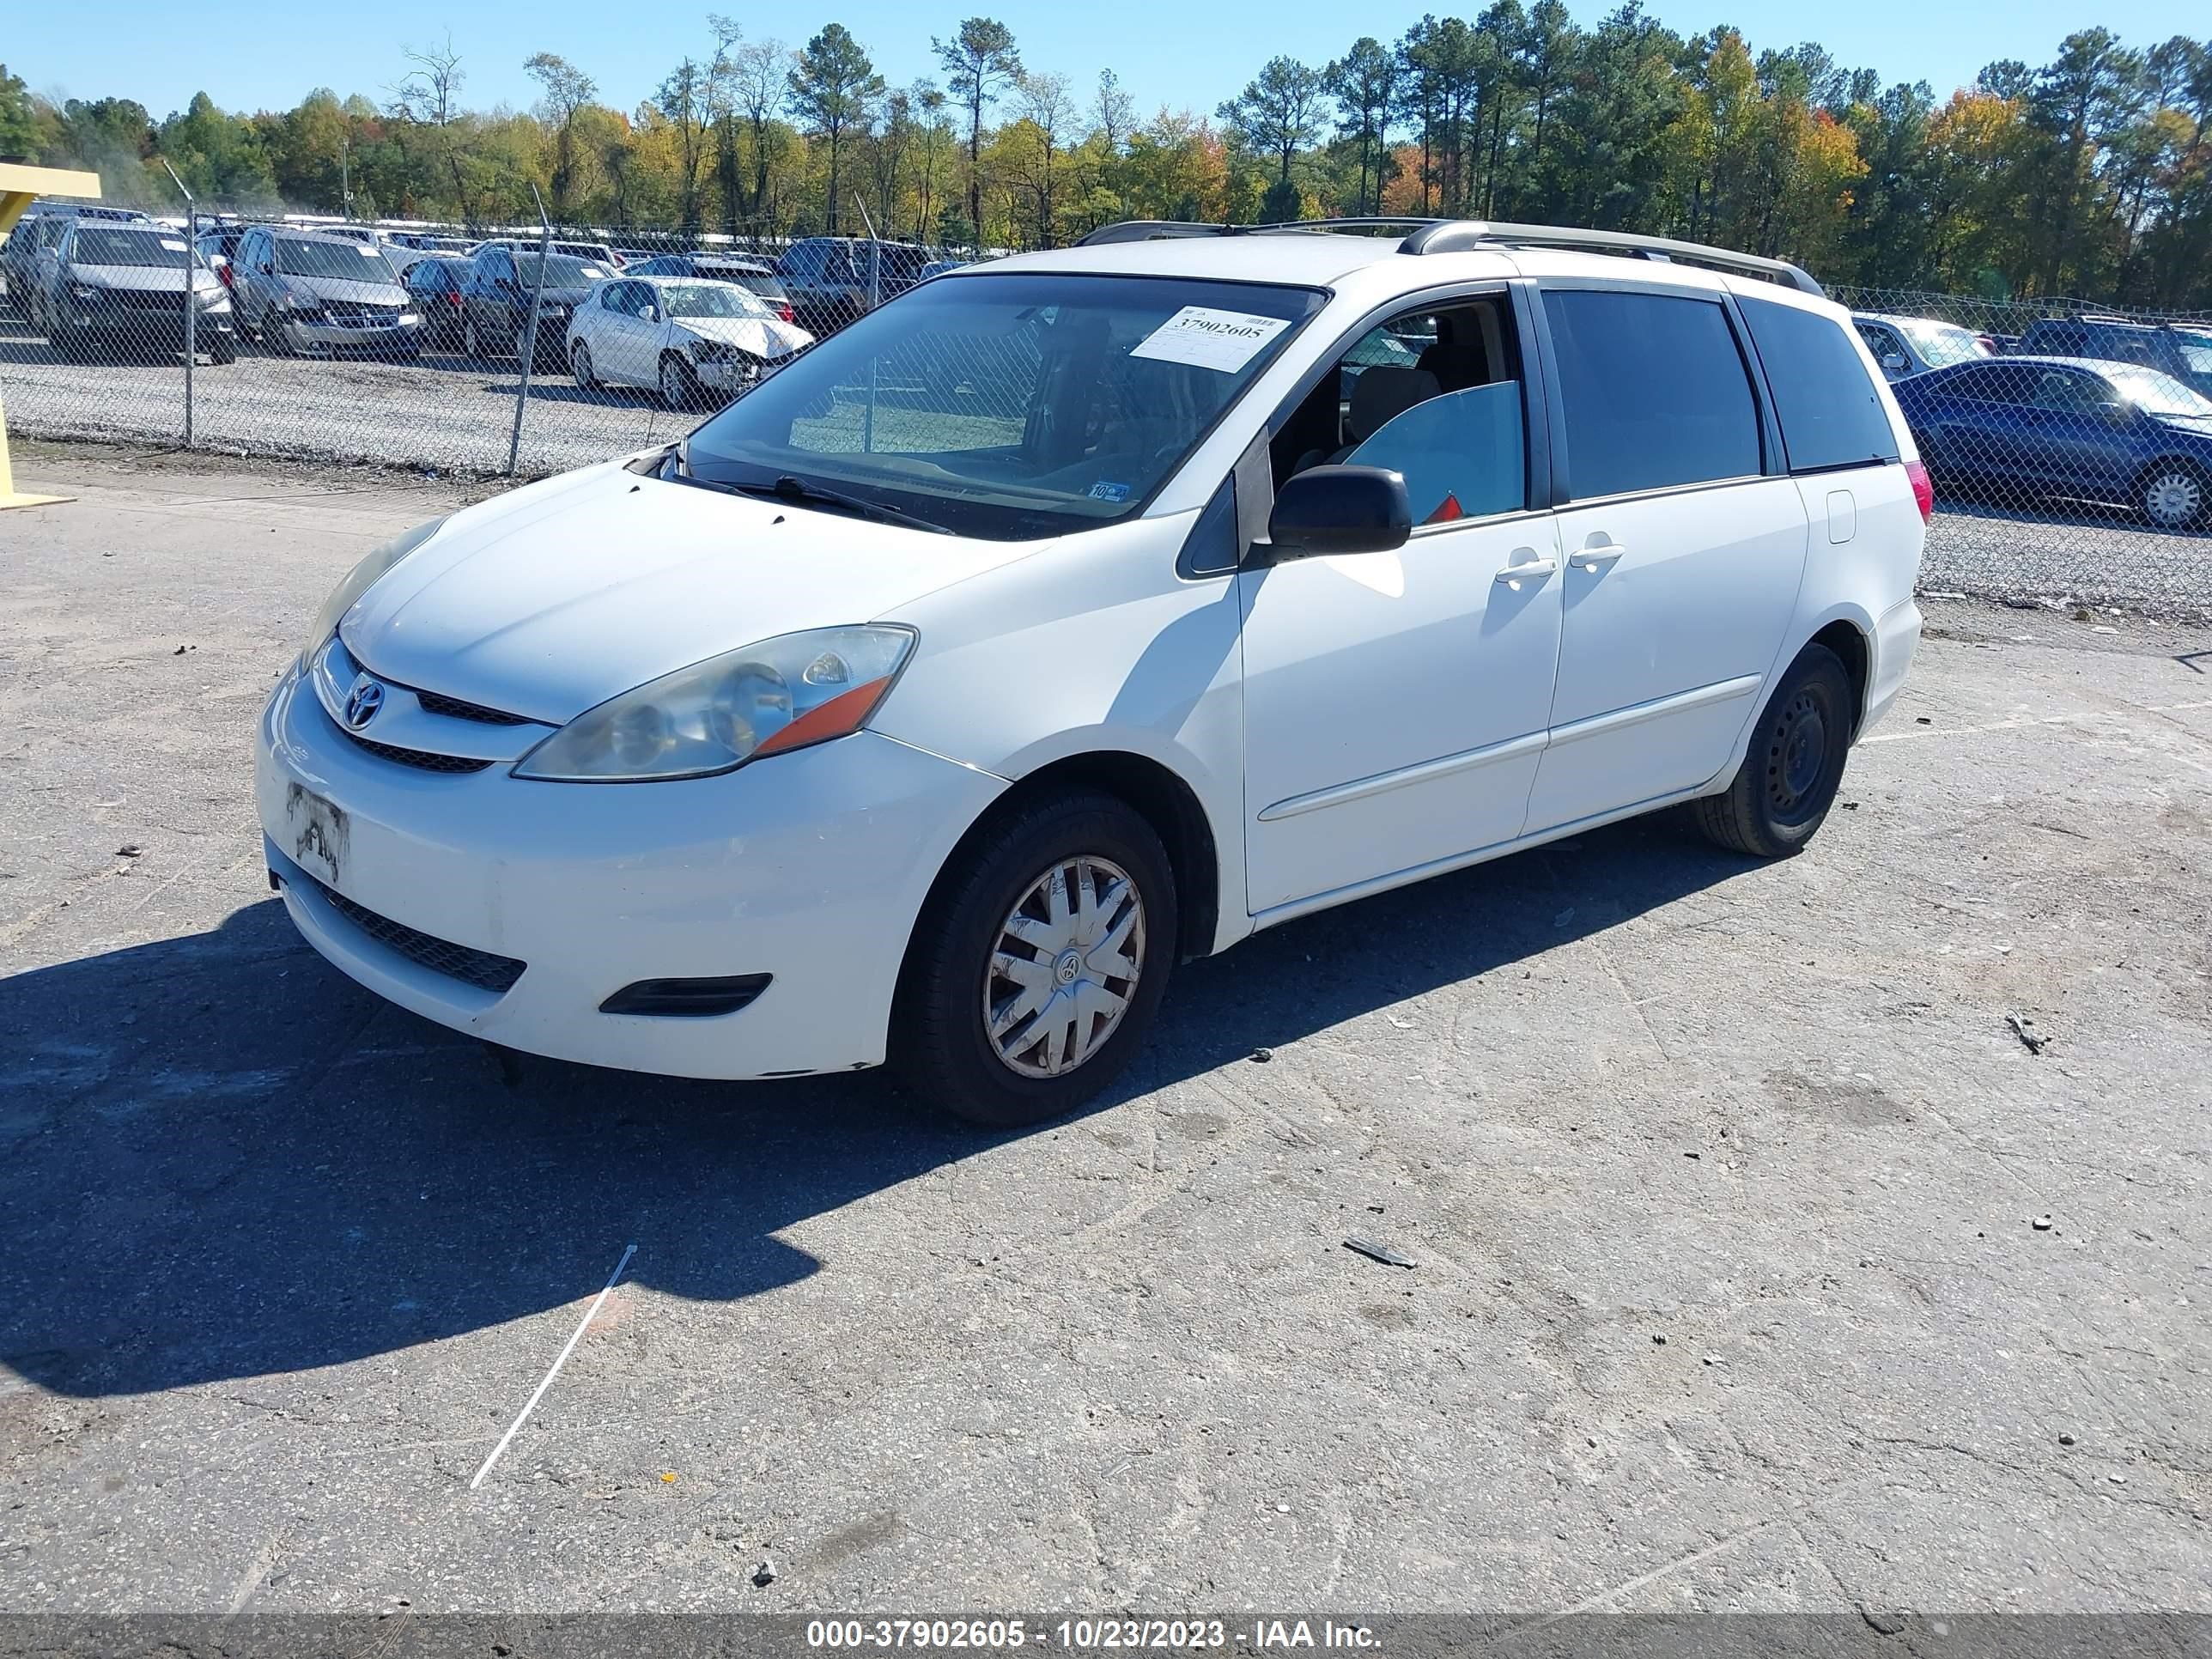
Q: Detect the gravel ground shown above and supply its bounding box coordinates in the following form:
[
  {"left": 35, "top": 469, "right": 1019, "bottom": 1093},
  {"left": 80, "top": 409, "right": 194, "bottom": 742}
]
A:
[
  {"left": 2, "top": 447, "right": 2209, "bottom": 1618},
  {"left": 4, "top": 313, "right": 2209, "bottom": 620}
]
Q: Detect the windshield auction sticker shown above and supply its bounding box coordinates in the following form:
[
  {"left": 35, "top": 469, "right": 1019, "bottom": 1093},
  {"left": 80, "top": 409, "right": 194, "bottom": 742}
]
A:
[{"left": 1128, "top": 306, "right": 1290, "bottom": 373}]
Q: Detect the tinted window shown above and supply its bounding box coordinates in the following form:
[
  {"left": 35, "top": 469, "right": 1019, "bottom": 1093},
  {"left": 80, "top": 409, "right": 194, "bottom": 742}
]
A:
[
  {"left": 1739, "top": 296, "right": 1899, "bottom": 473},
  {"left": 275, "top": 239, "right": 399, "bottom": 282},
  {"left": 1544, "top": 289, "right": 1762, "bottom": 498},
  {"left": 1948, "top": 364, "right": 2032, "bottom": 404},
  {"left": 1345, "top": 383, "right": 1526, "bottom": 522}
]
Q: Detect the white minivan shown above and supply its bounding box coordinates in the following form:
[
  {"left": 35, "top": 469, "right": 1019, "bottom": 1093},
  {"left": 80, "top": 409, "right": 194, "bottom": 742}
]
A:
[{"left": 258, "top": 219, "right": 1929, "bottom": 1126}]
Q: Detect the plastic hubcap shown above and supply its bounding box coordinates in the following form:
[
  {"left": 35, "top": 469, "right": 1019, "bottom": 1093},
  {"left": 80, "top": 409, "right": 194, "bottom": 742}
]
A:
[
  {"left": 2145, "top": 472, "right": 2201, "bottom": 526},
  {"left": 982, "top": 855, "right": 1146, "bottom": 1079}
]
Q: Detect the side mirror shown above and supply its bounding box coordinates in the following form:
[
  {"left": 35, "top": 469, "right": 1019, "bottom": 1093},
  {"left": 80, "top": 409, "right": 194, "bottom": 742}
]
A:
[
  {"left": 1264, "top": 465, "right": 1413, "bottom": 560},
  {"left": 1881, "top": 352, "right": 1906, "bottom": 373},
  {"left": 641, "top": 304, "right": 659, "bottom": 323}
]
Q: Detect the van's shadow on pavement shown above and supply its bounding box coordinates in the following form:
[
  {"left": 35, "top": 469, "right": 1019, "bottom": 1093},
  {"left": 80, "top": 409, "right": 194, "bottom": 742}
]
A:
[{"left": 0, "top": 814, "right": 1756, "bottom": 1400}]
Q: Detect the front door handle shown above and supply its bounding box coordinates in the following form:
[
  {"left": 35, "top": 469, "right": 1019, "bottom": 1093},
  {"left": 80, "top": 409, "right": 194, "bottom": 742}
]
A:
[
  {"left": 1571, "top": 544, "right": 1626, "bottom": 573},
  {"left": 1494, "top": 555, "right": 1558, "bottom": 585}
]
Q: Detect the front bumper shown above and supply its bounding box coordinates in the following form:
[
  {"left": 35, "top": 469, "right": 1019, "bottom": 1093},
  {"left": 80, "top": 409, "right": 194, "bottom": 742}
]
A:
[
  {"left": 254, "top": 662, "right": 1004, "bottom": 1079},
  {"left": 64, "top": 296, "right": 233, "bottom": 338},
  {"left": 273, "top": 312, "right": 422, "bottom": 352}
]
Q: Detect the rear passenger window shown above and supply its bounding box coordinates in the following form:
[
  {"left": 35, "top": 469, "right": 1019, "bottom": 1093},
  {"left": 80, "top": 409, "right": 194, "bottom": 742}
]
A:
[
  {"left": 1543, "top": 289, "right": 1761, "bottom": 498},
  {"left": 1739, "top": 295, "right": 1899, "bottom": 473}
]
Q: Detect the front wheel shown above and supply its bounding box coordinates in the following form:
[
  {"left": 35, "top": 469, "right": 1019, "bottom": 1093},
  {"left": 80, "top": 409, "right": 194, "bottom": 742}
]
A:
[
  {"left": 207, "top": 334, "right": 236, "bottom": 365},
  {"left": 461, "top": 313, "right": 485, "bottom": 363},
  {"left": 659, "top": 353, "right": 704, "bottom": 411},
  {"left": 896, "top": 792, "right": 1177, "bottom": 1128},
  {"left": 1693, "top": 643, "right": 1855, "bottom": 858}
]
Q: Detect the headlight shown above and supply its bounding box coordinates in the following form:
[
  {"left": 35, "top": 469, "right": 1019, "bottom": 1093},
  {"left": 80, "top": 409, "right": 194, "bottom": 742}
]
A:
[
  {"left": 513, "top": 624, "right": 915, "bottom": 783},
  {"left": 300, "top": 518, "right": 446, "bottom": 665}
]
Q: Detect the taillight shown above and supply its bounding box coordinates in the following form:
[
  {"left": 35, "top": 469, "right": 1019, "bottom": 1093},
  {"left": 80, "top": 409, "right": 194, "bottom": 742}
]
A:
[
  {"left": 778, "top": 302, "right": 794, "bottom": 323},
  {"left": 1905, "top": 459, "right": 1934, "bottom": 523},
  {"left": 447, "top": 291, "right": 462, "bottom": 307}
]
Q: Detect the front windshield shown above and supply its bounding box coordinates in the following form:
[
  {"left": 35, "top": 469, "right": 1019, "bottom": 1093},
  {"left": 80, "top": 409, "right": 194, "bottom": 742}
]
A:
[
  {"left": 276, "top": 239, "right": 399, "bottom": 283},
  {"left": 2105, "top": 364, "right": 2212, "bottom": 419},
  {"left": 661, "top": 283, "right": 772, "bottom": 319},
  {"left": 519, "top": 253, "right": 608, "bottom": 287},
  {"left": 684, "top": 272, "right": 1323, "bottom": 541},
  {"left": 1900, "top": 319, "right": 1987, "bottom": 367},
  {"left": 75, "top": 228, "right": 186, "bottom": 268}
]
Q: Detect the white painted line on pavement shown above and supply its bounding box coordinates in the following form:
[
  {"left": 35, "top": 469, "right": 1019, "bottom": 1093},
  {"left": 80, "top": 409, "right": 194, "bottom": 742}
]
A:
[{"left": 470, "top": 1243, "right": 636, "bottom": 1492}]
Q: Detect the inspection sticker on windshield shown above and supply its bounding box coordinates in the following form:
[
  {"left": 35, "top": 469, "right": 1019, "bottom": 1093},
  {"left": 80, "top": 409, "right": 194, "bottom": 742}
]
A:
[
  {"left": 1128, "top": 306, "right": 1289, "bottom": 373},
  {"left": 161, "top": 239, "right": 186, "bottom": 252}
]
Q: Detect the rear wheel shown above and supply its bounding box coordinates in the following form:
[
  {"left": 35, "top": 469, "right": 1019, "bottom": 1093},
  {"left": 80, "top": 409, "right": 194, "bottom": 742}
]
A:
[
  {"left": 1693, "top": 644, "right": 1855, "bottom": 859},
  {"left": 571, "top": 340, "right": 598, "bottom": 392},
  {"left": 2137, "top": 463, "right": 2208, "bottom": 531},
  {"left": 896, "top": 791, "right": 1176, "bottom": 1128}
]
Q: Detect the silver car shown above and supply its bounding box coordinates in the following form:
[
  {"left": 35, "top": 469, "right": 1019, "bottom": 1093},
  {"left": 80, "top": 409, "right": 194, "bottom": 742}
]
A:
[{"left": 232, "top": 228, "right": 424, "bottom": 358}]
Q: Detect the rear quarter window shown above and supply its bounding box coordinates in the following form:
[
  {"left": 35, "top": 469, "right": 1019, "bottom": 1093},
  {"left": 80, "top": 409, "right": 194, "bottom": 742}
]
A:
[{"left": 1739, "top": 295, "right": 1900, "bottom": 472}]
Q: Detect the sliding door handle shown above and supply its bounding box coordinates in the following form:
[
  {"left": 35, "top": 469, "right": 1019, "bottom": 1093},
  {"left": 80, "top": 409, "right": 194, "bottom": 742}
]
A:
[
  {"left": 1495, "top": 556, "right": 1558, "bottom": 584},
  {"left": 1571, "top": 545, "right": 1625, "bottom": 573}
]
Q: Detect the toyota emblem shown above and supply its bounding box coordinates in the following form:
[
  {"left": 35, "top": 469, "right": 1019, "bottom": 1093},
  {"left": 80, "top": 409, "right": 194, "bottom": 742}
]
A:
[{"left": 343, "top": 677, "right": 386, "bottom": 729}]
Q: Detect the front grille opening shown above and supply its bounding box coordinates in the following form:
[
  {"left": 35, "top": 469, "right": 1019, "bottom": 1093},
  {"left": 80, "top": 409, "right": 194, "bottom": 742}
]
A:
[
  {"left": 599, "top": 975, "right": 771, "bottom": 1017},
  {"left": 297, "top": 873, "right": 526, "bottom": 993},
  {"left": 416, "top": 689, "right": 533, "bottom": 726},
  {"left": 342, "top": 731, "right": 494, "bottom": 774}
]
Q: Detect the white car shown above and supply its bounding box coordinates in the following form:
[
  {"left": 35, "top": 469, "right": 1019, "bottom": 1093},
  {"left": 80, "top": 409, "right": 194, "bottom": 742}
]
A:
[
  {"left": 258, "top": 218, "right": 1929, "bottom": 1126},
  {"left": 566, "top": 274, "right": 814, "bottom": 407},
  {"left": 1853, "top": 311, "right": 1991, "bottom": 380}
]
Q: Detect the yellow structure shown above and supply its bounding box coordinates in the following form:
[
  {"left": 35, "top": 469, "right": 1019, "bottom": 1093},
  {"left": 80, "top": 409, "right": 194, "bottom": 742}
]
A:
[{"left": 0, "top": 162, "right": 103, "bottom": 511}]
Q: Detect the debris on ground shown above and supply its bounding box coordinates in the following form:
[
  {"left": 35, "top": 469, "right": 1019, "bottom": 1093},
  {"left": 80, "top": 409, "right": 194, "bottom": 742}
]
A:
[
  {"left": 2033, "top": 1215, "right": 2055, "bottom": 1231},
  {"left": 1652, "top": 1334, "right": 1668, "bottom": 1346},
  {"left": 1343, "top": 1237, "right": 1416, "bottom": 1268},
  {"left": 752, "top": 1558, "right": 777, "bottom": 1586},
  {"left": 1249, "top": 1048, "right": 1273, "bottom": 1064},
  {"left": 116, "top": 845, "right": 143, "bottom": 858},
  {"left": 2059, "top": 1432, "right": 2077, "bottom": 1446},
  {"left": 2008, "top": 1013, "right": 2048, "bottom": 1054}
]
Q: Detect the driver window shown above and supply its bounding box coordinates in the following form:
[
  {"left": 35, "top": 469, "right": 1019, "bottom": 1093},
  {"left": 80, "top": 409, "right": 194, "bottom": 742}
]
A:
[
  {"left": 2032, "top": 371, "right": 2094, "bottom": 412},
  {"left": 1270, "top": 297, "right": 1527, "bottom": 525}
]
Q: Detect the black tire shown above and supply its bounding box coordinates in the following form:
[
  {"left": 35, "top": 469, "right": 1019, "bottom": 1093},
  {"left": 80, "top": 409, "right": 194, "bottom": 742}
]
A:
[
  {"left": 571, "top": 340, "right": 597, "bottom": 392},
  {"left": 208, "top": 334, "right": 236, "bottom": 365},
  {"left": 896, "top": 790, "right": 1177, "bottom": 1129},
  {"left": 1694, "top": 644, "right": 1856, "bottom": 859},
  {"left": 659, "top": 352, "right": 705, "bottom": 412},
  {"left": 261, "top": 308, "right": 291, "bottom": 356},
  {"left": 461, "top": 313, "right": 485, "bottom": 364}
]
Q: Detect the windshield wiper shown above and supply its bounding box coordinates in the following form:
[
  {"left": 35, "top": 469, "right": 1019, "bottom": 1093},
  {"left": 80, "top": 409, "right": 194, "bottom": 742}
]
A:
[{"left": 669, "top": 449, "right": 951, "bottom": 535}]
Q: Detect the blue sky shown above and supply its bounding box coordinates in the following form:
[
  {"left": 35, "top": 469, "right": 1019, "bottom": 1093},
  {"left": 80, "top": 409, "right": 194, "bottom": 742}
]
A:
[{"left": 8, "top": 0, "right": 2195, "bottom": 126}]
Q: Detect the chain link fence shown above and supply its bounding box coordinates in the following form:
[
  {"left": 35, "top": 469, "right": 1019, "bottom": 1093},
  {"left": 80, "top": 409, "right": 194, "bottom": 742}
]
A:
[{"left": 3, "top": 216, "right": 2208, "bottom": 620}]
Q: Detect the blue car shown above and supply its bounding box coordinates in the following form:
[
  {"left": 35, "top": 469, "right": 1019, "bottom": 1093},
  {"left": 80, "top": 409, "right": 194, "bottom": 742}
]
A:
[{"left": 1891, "top": 354, "right": 2212, "bottom": 530}]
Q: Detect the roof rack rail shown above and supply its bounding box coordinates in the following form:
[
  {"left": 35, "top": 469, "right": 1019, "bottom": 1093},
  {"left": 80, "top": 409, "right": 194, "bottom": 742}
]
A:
[
  {"left": 1073, "top": 215, "right": 1824, "bottom": 295},
  {"left": 1399, "top": 220, "right": 1824, "bottom": 295}
]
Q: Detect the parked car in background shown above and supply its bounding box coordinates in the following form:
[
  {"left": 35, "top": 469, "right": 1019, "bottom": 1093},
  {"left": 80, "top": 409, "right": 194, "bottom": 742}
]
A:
[
  {"left": 231, "top": 227, "right": 422, "bottom": 359},
  {"left": 30, "top": 219, "right": 235, "bottom": 363},
  {"left": 773, "top": 238, "right": 939, "bottom": 334},
  {"left": 622, "top": 253, "right": 796, "bottom": 320},
  {"left": 403, "top": 255, "right": 471, "bottom": 349},
  {"left": 459, "top": 243, "right": 614, "bottom": 367},
  {"left": 2015, "top": 315, "right": 2212, "bottom": 401},
  {"left": 916, "top": 257, "right": 968, "bottom": 282},
  {"left": 3, "top": 201, "right": 152, "bottom": 316},
  {"left": 1852, "top": 313, "right": 1991, "bottom": 380},
  {"left": 1892, "top": 355, "right": 2212, "bottom": 529},
  {"left": 565, "top": 275, "right": 813, "bottom": 408}
]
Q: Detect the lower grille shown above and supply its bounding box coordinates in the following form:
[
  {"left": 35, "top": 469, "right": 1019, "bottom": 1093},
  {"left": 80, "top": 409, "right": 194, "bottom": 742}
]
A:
[
  {"left": 301, "top": 874, "right": 526, "bottom": 993},
  {"left": 343, "top": 731, "right": 494, "bottom": 774}
]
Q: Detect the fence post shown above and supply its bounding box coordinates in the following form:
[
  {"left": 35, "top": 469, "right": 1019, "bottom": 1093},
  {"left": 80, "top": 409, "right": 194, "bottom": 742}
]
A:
[
  {"left": 507, "top": 186, "right": 553, "bottom": 477},
  {"left": 161, "top": 161, "right": 196, "bottom": 449}
]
